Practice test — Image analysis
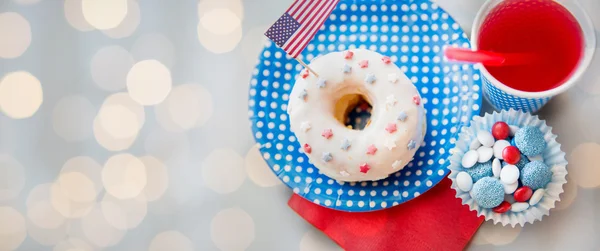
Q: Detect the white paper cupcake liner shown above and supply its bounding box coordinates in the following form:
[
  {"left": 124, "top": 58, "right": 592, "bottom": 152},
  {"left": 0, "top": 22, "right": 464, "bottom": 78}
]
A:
[{"left": 448, "top": 109, "right": 568, "bottom": 227}]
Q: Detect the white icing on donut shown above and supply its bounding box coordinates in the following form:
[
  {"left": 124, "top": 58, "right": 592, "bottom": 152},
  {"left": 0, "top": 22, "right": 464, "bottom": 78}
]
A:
[{"left": 287, "top": 49, "right": 426, "bottom": 181}]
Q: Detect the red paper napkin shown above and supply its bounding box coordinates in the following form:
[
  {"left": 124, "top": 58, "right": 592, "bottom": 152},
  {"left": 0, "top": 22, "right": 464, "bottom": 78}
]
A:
[{"left": 288, "top": 178, "right": 484, "bottom": 251}]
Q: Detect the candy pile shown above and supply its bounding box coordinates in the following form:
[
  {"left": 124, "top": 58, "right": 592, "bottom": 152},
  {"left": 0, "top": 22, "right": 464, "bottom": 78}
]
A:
[{"left": 456, "top": 121, "right": 552, "bottom": 213}]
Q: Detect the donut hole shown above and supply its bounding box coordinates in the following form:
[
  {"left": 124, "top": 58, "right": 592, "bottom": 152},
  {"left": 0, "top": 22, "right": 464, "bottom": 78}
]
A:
[{"left": 334, "top": 93, "right": 373, "bottom": 130}]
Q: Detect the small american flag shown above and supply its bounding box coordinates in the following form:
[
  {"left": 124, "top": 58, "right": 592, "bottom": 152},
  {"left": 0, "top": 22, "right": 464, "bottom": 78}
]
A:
[{"left": 265, "top": 0, "right": 340, "bottom": 58}]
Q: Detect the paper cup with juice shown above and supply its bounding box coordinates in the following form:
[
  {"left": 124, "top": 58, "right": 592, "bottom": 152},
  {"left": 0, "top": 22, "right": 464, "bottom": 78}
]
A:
[{"left": 472, "top": 0, "right": 596, "bottom": 113}]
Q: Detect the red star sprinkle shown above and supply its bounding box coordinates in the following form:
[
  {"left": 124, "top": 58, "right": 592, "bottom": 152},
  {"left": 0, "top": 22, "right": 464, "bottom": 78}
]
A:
[
  {"left": 300, "top": 69, "right": 309, "bottom": 79},
  {"left": 385, "top": 123, "right": 397, "bottom": 133},
  {"left": 413, "top": 95, "right": 421, "bottom": 105},
  {"left": 381, "top": 56, "right": 391, "bottom": 64},
  {"left": 360, "top": 163, "right": 371, "bottom": 173},
  {"left": 344, "top": 50, "right": 354, "bottom": 59},
  {"left": 358, "top": 60, "right": 369, "bottom": 68},
  {"left": 303, "top": 144, "right": 312, "bottom": 154},
  {"left": 366, "top": 144, "right": 377, "bottom": 155},
  {"left": 321, "top": 129, "right": 333, "bottom": 139}
]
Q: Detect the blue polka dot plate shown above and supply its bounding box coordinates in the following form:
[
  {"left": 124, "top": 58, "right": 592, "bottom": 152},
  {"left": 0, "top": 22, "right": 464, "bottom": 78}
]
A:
[{"left": 248, "top": 0, "right": 482, "bottom": 212}]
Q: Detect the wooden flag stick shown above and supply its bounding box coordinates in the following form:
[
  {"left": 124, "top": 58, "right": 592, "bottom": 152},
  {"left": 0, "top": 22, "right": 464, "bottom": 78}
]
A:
[{"left": 295, "top": 58, "right": 319, "bottom": 78}]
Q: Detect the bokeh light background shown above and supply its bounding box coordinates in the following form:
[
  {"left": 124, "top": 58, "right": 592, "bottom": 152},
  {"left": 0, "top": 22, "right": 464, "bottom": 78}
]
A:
[{"left": 0, "top": 0, "right": 599, "bottom": 250}]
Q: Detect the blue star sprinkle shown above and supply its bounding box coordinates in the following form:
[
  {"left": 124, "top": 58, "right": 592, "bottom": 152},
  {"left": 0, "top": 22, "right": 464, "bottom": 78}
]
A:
[
  {"left": 340, "top": 139, "right": 351, "bottom": 151},
  {"left": 316, "top": 78, "right": 327, "bottom": 88},
  {"left": 365, "top": 73, "right": 376, "bottom": 84},
  {"left": 298, "top": 89, "right": 307, "bottom": 99},
  {"left": 342, "top": 64, "right": 352, "bottom": 73},
  {"left": 407, "top": 140, "right": 417, "bottom": 150},
  {"left": 397, "top": 111, "right": 407, "bottom": 121},
  {"left": 322, "top": 152, "right": 333, "bottom": 162}
]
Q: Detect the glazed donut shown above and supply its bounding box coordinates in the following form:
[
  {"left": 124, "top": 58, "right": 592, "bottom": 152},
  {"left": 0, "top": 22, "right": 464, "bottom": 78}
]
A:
[{"left": 287, "top": 49, "right": 427, "bottom": 182}]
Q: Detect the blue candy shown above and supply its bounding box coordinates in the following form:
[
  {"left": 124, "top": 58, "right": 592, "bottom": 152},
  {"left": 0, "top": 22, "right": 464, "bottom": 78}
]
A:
[
  {"left": 514, "top": 126, "right": 546, "bottom": 156},
  {"left": 520, "top": 160, "right": 552, "bottom": 190},
  {"left": 515, "top": 155, "right": 530, "bottom": 170},
  {"left": 471, "top": 177, "right": 505, "bottom": 208},
  {"left": 463, "top": 160, "right": 493, "bottom": 183},
  {"left": 503, "top": 155, "right": 530, "bottom": 171}
]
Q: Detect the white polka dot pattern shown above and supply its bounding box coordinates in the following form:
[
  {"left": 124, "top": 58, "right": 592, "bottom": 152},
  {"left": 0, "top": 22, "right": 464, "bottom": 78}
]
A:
[
  {"left": 482, "top": 76, "right": 551, "bottom": 113},
  {"left": 249, "top": 1, "right": 482, "bottom": 212}
]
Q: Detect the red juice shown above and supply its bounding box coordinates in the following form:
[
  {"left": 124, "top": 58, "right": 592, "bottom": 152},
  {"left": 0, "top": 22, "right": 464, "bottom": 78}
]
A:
[{"left": 477, "top": 0, "right": 584, "bottom": 92}]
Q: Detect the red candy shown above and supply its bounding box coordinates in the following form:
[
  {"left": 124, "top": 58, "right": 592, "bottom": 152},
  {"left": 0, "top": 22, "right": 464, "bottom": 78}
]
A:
[
  {"left": 412, "top": 95, "right": 421, "bottom": 105},
  {"left": 493, "top": 201, "right": 511, "bottom": 214},
  {"left": 492, "top": 121, "right": 510, "bottom": 140},
  {"left": 502, "top": 146, "right": 521, "bottom": 164},
  {"left": 359, "top": 163, "right": 371, "bottom": 173},
  {"left": 344, "top": 50, "right": 354, "bottom": 59},
  {"left": 381, "top": 56, "right": 391, "bottom": 64},
  {"left": 321, "top": 129, "right": 333, "bottom": 139},
  {"left": 366, "top": 145, "right": 378, "bottom": 155},
  {"left": 303, "top": 144, "right": 312, "bottom": 154},
  {"left": 358, "top": 60, "right": 369, "bottom": 68},
  {"left": 514, "top": 186, "right": 533, "bottom": 202},
  {"left": 385, "top": 123, "right": 397, "bottom": 133},
  {"left": 300, "top": 69, "right": 309, "bottom": 79}
]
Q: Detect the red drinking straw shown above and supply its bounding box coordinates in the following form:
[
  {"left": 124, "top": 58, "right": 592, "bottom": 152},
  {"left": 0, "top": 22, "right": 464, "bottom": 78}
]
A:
[{"left": 444, "top": 47, "right": 536, "bottom": 66}]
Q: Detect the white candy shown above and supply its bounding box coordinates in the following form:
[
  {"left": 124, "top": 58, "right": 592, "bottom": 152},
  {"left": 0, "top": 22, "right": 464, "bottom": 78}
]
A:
[
  {"left": 528, "top": 155, "right": 543, "bottom": 161},
  {"left": 469, "top": 139, "right": 481, "bottom": 150},
  {"left": 477, "top": 130, "right": 495, "bottom": 147},
  {"left": 456, "top": 172, "right": 473, "bottom": 192},
  {"left": 511, "top": 202, "right": 530, "bottom": 212},
  {"left": 500, "top": 164, "right": 520, "bottom": 184},
  {"left": 493, "top": 140, "right": 511, "bottom": 159},
  {"left": 461, "top": 150, "right": 479, "bottom": 168},
  {"left": 509, "top": 125, "right": 520, "bottom": 137},
  {"left": 504, "top": 181, "right": 518, "bottom": 194},
  {"left": 477, "top": 146, "right": 494, "bottom": 163},
  {"left": 529, "top": 188, "right": 545, "bottom": 206},
  {"left": 492, "top": 158, "right": 501, "bottom": 178}
]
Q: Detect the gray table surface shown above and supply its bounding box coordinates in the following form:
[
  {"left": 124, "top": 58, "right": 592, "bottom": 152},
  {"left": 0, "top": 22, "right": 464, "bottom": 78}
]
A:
[{"left": 0, "top": 0, "right": 599, "bottom": 250}]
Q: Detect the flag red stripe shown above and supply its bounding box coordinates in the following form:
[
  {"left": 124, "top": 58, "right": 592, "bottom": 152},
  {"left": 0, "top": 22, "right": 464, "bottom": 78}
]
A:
[
  {"left": 296, "top": 1, "right": 320, "bottom": 23},
  {"left": 288, "top": 0, "right": 306, "bottom": 18},
  {"left": 289, "top": 1, "right": 337, "bottom": 57},
  {"left": 282, "top": 0, "right": 326, "bottom": 51},
  {"left": 290, "top": 1, "right": 314, "bottom": 19},
  {"left": 286, "top": 0, "right": 300, "bottom": 14},
  {"left": 283, "top": 1, "right": 327, "bottom": 52},
  {"left": 290, "top": 1, "right": 337, "bottom": 57}
]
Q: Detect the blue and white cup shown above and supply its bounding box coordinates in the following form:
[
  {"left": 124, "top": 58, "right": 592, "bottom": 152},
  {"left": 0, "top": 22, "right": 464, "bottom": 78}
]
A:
[{"left": 471, "top": 0, "right": 596, "bottom": 113}]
